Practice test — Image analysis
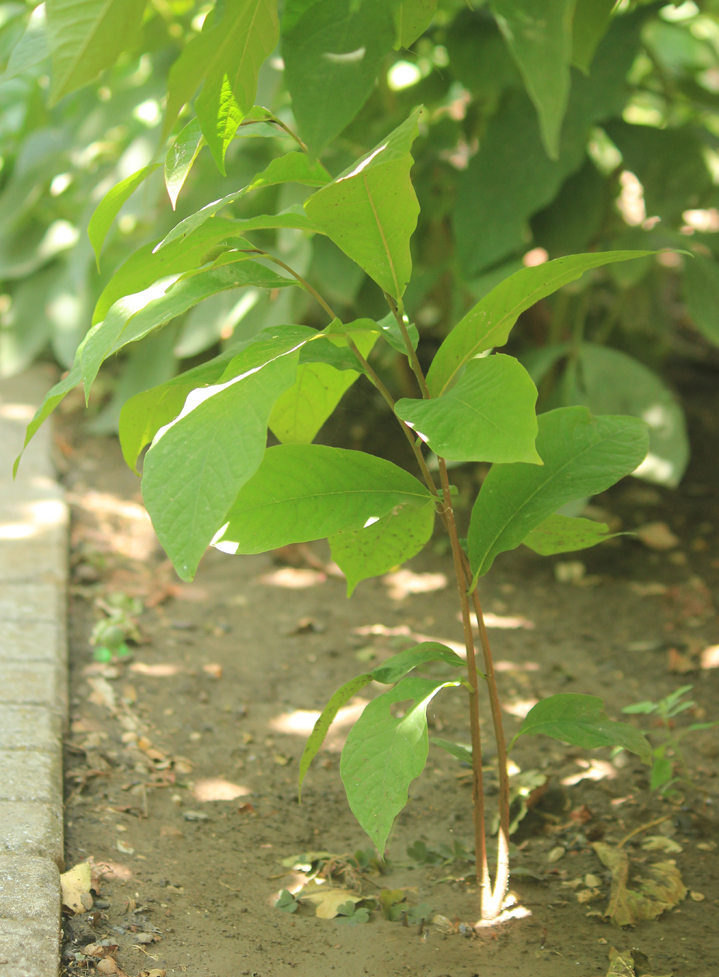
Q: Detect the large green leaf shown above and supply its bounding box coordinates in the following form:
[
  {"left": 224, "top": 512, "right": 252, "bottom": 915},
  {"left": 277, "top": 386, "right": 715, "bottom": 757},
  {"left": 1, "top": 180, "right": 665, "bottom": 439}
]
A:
[
  {"left": 269, "top": 331, "right": 376, "bottom": 444},
  {"left": 81, "top": 259, "right": 295, "bottom": 396},
  {"left": 1, "top": 4, "right": 48, "bottom": 84},
  {"left": 340, "top": 676, "right": 458, "bottom": 852},
  {"left": 164, "top": 119, "right": 205, "bottom": 210},
  {"left": 427, "top": 251, "right": 654, "bottom": 397},
  {"left": 394, "top": 0, "right": 437, "bottom": 49},
  {"left": 683, "top": 253, "right": 719, "bottom": 348},
  {"left": 574, "top": 344, "right": 689, "bottom": 489},
  {"left": 370, "top": 642, "right": 464, "bottom": 685},
  {"left": 512, "top": 693, "right": 652, "bottom": 764},
  {"left": 283, "top": 0, "right": 396, "bottom": 156},
  {"left": 330, "top": 500, "right": 436, "bottom": 596},
  {"left": 141, "top": 332, "right": 311, "bottom": 580},
  {"left": 571, "top": 0, "right": 616, "bottom": 73},
  {"left": 491, "top": 0, "right": 575, "bottom": 159},
  {"left": 45, "top": 0, "right": 145, "bottom": 105},
  {"left": 194, "top": 0, "right": 279, "bottom": 172},
  {"left": 157, "top": 152, "right": 330, "bottom": 251},
  {"left": 522, "top": 513, "right": 616, "bottom": 556},
  {"left": 304, "top": 109, "right": 421, "bottom": 301},
  {"left": 118, "top": 326, "right": 316, "bottom": 472},
  {"left": 217, "top": 444, "right": 432, "bottom": 554},
  {"left": 468, "top": 406, "right": 649, "bottom": 578},
  {"left": 396, "top": 354, "right": 541, "bottom": 464},
  {"left": 88, "top": 165, "right": 162, "bottom": 267}
]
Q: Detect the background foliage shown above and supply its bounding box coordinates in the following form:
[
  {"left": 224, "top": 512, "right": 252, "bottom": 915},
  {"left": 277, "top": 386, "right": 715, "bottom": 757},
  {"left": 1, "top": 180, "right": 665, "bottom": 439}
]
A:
[{"left": 3, "top": 0, "right": 719, "bottom": 481}]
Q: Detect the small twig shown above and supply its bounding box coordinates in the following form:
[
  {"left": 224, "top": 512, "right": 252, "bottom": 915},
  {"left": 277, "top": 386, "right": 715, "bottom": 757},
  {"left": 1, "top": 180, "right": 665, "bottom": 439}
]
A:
[
  {"left": 617, "top": 814, "right": 672, "bottom": 849},
  {"left": 384, "top": 292, "right": 429, "bottom": 399}
]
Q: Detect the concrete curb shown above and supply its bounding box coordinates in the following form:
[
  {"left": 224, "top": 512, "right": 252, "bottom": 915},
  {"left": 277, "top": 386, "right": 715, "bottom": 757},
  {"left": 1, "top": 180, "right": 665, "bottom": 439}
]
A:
[{"left": 0, "top": 370, "right": 67, "bottom": 977}]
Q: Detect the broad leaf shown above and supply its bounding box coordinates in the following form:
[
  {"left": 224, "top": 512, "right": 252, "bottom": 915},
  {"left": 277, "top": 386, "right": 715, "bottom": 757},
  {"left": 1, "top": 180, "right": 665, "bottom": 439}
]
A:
[
  {"left": 217, "top": 444, "right": 432, "bottom": 554},
  {"left": 376, "top": 311, "right": 419, "bottom": 352},
  {"left": 396, "top": 354, "right": 541, "bottom": 464},
  {"left": 522, "top": 513, "right": 617, "bottom": 556},
  {"left": 370, "top": 642, "right": 465, "bottom": 685},
  {"left": 340, "top": 677, "right": 459, "bottom": 852},
  {"left": 46, "top": 0, "right": 145, "bottom": 105},
  {"left": 165, "top": 119, "right": 204, "bottom": 210},
  {"left": 1, "top": 4, "right": 48, "bottom": 83},
  {"left": 119, "top": 326, "right": 315, "bottom": 472},
  {"left": 394, "top": 0, "right": 437, "bottom": 49},
  {"left": 330, "top": 500, "right": 436, "bottom": 596},
  {"left": 298, "top": 673, "right": 374, "bottom": 796},
  {"left": 157, "top": 153, "right": 330, "bottom": 251},
  {"left": 572, "top": 0, "right": 616, "bottom": 73},
  {"left": 88, "top": 165, "right": 161, "bottom": 267},
  {"left": 82, "top": 259, "right": 295, "bottom": 396},
  {"left": 426, "top": 251, "right": 654, "bottom": 397},
  {"left": 269, "top": 331, "right": 376, "bottom": 444},
  {"left": 142, "top": 331, "right": 311, "bottom": 580},
  {"left": 468, "top": 406, "right": 649, "bottom": 578},
  {"left": 491, "top": 0, "right": 575, "bottom": 159},
  {"left": 304, "top": 109, "right": 421, "bottom": 301},
  {"left": 512, "top": 693, "right": 653, "bottom": 764},
  {"left": 283, "top": 0, "right": 396, "bottom": 156}
]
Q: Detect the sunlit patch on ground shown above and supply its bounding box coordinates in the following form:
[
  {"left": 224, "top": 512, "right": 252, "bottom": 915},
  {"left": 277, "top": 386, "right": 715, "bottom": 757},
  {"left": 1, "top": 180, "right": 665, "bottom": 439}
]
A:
[
  {"left": 270, "top": 699, "right": 369, "bottom": 751},
  {"left": 561, "top": 759, "right": 617, "bottom": 786},
  {"left": 69, "top": 489, "right": 157, "bottom": 561},
  {"left": 129, "top": 662, "right": 183, "bottom": 677},
  {"left": 383, "top": 569, "right": 448, "bottom": 600},
  {"left": 259, "top": 567, "right": 327, "bottom": 588},
  {"left": 501, "top": 698, "right": 538, "bottom": 719},
  {"left": 192, "top": 778, "right": 251, "bottom": 802}
]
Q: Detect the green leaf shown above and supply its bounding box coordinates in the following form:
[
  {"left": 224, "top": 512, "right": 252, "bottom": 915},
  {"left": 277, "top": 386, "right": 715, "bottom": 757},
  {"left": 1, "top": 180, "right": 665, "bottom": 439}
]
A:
[
  {"left": 118, "top": 326, "right": 315, "bottom": 472},
  {"left": 512, "top": 693, "right": 653, "bottom": 764},
  {"left": 304, "top": 109, "right": 421, "bottom": 301},
  {"left": 88, "top": 165, "right": 161, "bottom": 268},
  {"left": 157, "top": 152, "right": 330, "bottom": 251},
  {"left": 283, "top": 0, "right": 396, "bottom": 156},
  {"left": 340, "top": 676, "right": 458, "bottom": 853},
  {"left": 522, "top": 513, "right": 618, "bottom": 556},
  {"left": 571, "top": 0, "right": 616, "bottom": 73},
  {"left": 194, "top": 0, "right": 279, "bottom": 173},
  {"left": 82, "top": 259, "right": 294, "bottom": 397},
  {"left": 574, "top": 343, "right": 689, "bottom": 489},
  {"left": 45, "top": 0, "right": 145, "bottom": 105},
  {"left": 468, "top": 406, "right": 649, "bottom": 578},
  {"left": 165, "top": 119, "right": 204, "bottom": 210},
  {"left": 394, "top": 0, "right": 437, "bottom": 49},
  {"left": 142, "top": 335, "right": 308, "bottom": 580},
  {"left": 298, "top": 673, "right": 374, "bottom": 796},
  {"left": 376, "top": 311, "right": 419, "bottom": 352},
  {"left": 683, "top": 253, "right": 719, "bottom": 348},
  {"left": 426, "top": 251, "right": 654, "bottom": 398},
  {"left": 431, "top": 737, "right": 473, "bottom": 765},
  {"left": 396, "top": 354, "right": 541, "bottom": 464},
  {"left": 491, "top": 0, "right": 575, "bottom": 159},
  {"left": 217, "top": 444, "right": 432, "bottom": 554},
  {"left": 330, "top": 500, "right": 435, "bottom": 596},
  {"left": 1, "top": 4, "right": 48, "bottom": 84},
  {"left": 275, "top": 889, "right": 299, "bottom": 912},
  {"left": 370, "top": 642, "right": 465, "bottom": 685},
  {"left": 269, "top": 331, "right": 376, "bottom": 444}
]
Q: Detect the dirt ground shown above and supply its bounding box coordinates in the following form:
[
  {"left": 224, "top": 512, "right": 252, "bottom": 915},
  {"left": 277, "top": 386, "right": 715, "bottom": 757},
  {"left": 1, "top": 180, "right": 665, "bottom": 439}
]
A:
[{"left": 54, "top": 363, "right": 719, "bottom": 977}]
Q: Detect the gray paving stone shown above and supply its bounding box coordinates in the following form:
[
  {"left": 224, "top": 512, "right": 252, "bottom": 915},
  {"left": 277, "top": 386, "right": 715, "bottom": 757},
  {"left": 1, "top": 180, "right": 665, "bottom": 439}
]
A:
[
  {"left": 0, "top": 664, "right": 64, "bottom": 710},
  {"left": 0, "top": 622, "right": 65, "bottom": 665},
  {"left": 0, "top": 707, "right": 62, "bottom": 751},
  {"left": 0, "top": 856, "right": 60, "bottom": 923},
  {"left": 0, "top": 804, "right": 62, "bottom": 865},
  {"left": 0, "top": 752, "right": 61, "bottom": 805},
  {"left": 0, "top": 543, "right": 67, "bottom": 586},
  {"left": 0, "top": 920, "right": 60, "bottom": 977},
  {"left": 0, "top": 369, "right": 57, "bottom": 481},
  {"left": 0, "top": 585, "right": 62, "bottom": 625}
]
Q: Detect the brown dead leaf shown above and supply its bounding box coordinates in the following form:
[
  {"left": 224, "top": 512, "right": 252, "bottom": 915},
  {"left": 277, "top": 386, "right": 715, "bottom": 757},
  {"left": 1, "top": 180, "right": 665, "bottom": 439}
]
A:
[
  {"left": 593, "top": 843, "right": 686, "bottom": 926},
  {"left": 139, "top": 971, "right": 166, "bottom": 977},
  {"left": 636, "top": 522, "right": 679, "bottom": 551},
  {"left": 602, "top": 946, "right": 672, "bottom": 977},
  {"left": 202, "top": 662, "right": 223, "bottom": 679},
  {"left": 667, "top": 649, "right": 696, "bottom": 674},
  {"left": 60, "top": 862, "right": 93, "bottom": 914},
  {"left": 299, "top": 881, "right": 364, "bottom": 919}
]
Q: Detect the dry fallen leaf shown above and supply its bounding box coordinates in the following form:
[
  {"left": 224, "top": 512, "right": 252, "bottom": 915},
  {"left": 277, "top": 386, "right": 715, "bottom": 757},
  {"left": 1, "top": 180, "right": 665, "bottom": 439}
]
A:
[
  {"left": 642, "top": 836, "right": 683, "bottom": 854},
  {"left": 601, "top": 946, "right": 672, "bottom": 977},
  {"left": 60, "top": 861, "right": 93, "bottom": 914},
  {"left": 299, "top": 881, "right": 364, "bottom": 919},
  {"left": 593, "top": 843, "right": 686, "bottom": 926},
  {"left": 690, "top": 891, "right": 705, "bottom": 901}
]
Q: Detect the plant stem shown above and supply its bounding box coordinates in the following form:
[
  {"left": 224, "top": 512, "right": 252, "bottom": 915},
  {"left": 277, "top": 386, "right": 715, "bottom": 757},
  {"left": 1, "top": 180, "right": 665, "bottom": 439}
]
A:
[
  {"left": 438, "top": 458, "right": 490, "bottom": 911},
  {"left": 384, "top": 293, "right": 430, "bottom": 399}
]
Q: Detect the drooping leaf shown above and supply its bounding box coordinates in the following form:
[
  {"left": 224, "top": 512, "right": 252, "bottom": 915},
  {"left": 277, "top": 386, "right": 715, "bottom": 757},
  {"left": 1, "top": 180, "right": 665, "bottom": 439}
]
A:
[
  {"left": 394, "top": 0, "right": 437, "bottom": 49},
  {"left": 376, "top": 311, "right": 419, "bottom": 352},
  {"left": 330, "top": 500, "right": 436, "bottom": 596},
  {"left": 88, "top": 165, "right": 161, "bottom": 268},
  {"left": 157, "top": 152, "right": 330, "bottom": 251},
  {"left": 522, "top": 513, "right": 618, "bottom": 556},
  {"left": 283, "top": 0, "right": 396, "bottom": 156},
  {"left": 340, "top": 676, "right": 459, "bottom": 853},
  {"left": 216, "top": 444, "right": 432, "bottom": 554},
  {"left": 572, "top": 0, "right": 616, "bottom": 73},
  {"left": 491, "top": 0, "right": 575, "bottom": 159},
  {"left": 396, "top": 354, "right": 541, "bottom": 464},
  {"left": 683, "top": 253, "right": 719, "bottom": 348},
  {"left": 164, "top": 119, "right": 205, "bottom": 210},
  {"left": 304, "top": 109, "right": 421, "bottom": 301},
  {"left": 370, "top": 642, "right": 465, "bottom": 685},
  {"left": 593, "top": 842, "right": 687, "bottom": 926},
  {"left": 298, "top": 674, "right": 374, "bottom": 795},
  {"left": 468, "top": 406, "right": 649, "bottom": 578},
  {"left": 426, "top": 251, "right": 654, "bottom": 397},
  {"left": 513, "top": 693, "right": 653, "bottom": 763},
  {"left": 431, "top": 738, "right": 473, "bottom": 765},
  {"left": 1, "top": 4, "right": 48, "bottom": 83},
  {"left": 142, "top": 335, "right": 309, "bottom": 580},
  {"left": 82, "top": 259, "right": 295, "bottom": 396},
  {"left": 45, "top": 0, "right": 145, "bottom": 105}
]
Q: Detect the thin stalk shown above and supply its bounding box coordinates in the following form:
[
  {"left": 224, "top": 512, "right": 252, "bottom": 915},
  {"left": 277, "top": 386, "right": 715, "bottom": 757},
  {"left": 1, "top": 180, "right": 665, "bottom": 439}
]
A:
[
  {"left": 261, "top": 116, "right": 309, "bottom": 154},
  {"left": 438, "top": 458, "right": 490, "bottom": 911},
  {"left": 384, "top": 292, "right": 430, "bottom": 399}
]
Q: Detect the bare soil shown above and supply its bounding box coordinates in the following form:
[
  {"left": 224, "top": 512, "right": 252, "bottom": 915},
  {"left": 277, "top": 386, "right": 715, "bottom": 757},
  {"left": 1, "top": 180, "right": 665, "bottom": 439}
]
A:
[{"left": 57, "top": 364, "right": 719, "bottom": 977}]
